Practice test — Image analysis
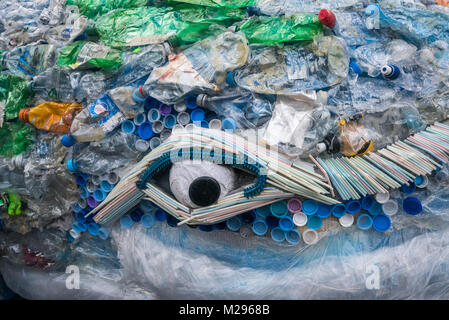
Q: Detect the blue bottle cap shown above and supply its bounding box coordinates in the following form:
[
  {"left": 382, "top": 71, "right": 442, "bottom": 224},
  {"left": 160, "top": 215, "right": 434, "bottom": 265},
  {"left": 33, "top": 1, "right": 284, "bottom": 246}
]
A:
[
  {"left": 346, "top": 200, "right": 361, "bottom": 214},
  {"left": 307, "top": 215, "right": 322, "bottom": 230},
  {"left": 373, "top": 214, "right": 391, "bottom": 232},
  {"left": 247, "top": 5, "right": 261, "bottom": 16},
  {"left": 76, "top": 211, "right": 87, "bottom": 223},
  {"left": 200, "top": 120, "right": 209, "bottom": 128},
  {"left": 400, "top": 182, "right": 416, "bottom": 194},
  {"left": 302, "top": 200, "right": 318, "bottom": 215},
  {"left": 222, "top": 118, "right": 237, "bottom": 131},
  {"left": 185, "top": 95, "right": 198, "bottom": 110},
  {"left": 279, "top": 216, "right": 294, "bottom": 231},
  {"left": 213, "top": 221, "right": 227, "bottom": 230},
  {"left": 163, "top": 114, "right": 176, "bottom": 129},
  {"left": 241, "top": 211, "right": 257, "bottom": 224},
  {"left": 226, "top": 71, "right": 237, "bottom": 87},
  {"left": 72, "top": 221, "right": 87, "bottom": 233},
  {"left": 139, "top": 200, "right": 155, "bottom": 213},
  {"left": 93, "top": 189, "right": 107, "bottom": 202},
  {"left": 141, "top": 213, "right": 155, "bottom": 228},
  {"left": 98, "top": 227, "right": 110, "bottom": 240},
  {"left": 75, "top": 174, "right": 87, "bottom": 186},
  {"left": 356, "top": 213, "right": 373, "bottom": 230},
  {"left": 67, "top": 158, "right": 78, "bottom": 173},
  {"left": 415, "top": 175, "right": 423, "bottom": 185},
  {"left": 190, "top": 108, "right": 205, "bottom": 122},
  {"left": 403, "top": 197, "right": 422, "bottom": 215},
  {"left": 121, "top": 120, "right": 136, "bottom": 133},
  {"left": 285, "top": 229, "right": 301, "bottom": 245},
  {"left": 226, "top": 216, "right": 242, "bottom": 231},
  {"left": 368, "top": 201, "right": 383, "bottom": 215},
  {"left": 199, "top": 225, "right": 214, "bottom": 232},
  {"left": 316, "top": 204, "right": 332, "bottom": 218},
  {"left": 72, "top": 203, "right": 82, "bottom": 213},
  {"left": 255, "top": 206, "right": 271, "bottom": 218},
  {"left": 144, "top": 96, "right": 162, "bottom": 111},
  {"left": 120, "top": 214, "right": 134, "bottom": 228},
  {"left": 349, "top": 61, "right": 362, "bottom": 75},
  {"left": 87, "top": 222, "right": 100, "bottom": 236},
  {"left": 130, "top": 209, "right": 143, "bottom": 222},
  {"left": 361, "top": 195, "right": 375, "bottom": 210},
  {"left": 331, "top": 203, "right": 346, "bottom": 218},
  {"left": 166, "top": 214, "right": 180, "bottom": 227},
  {"left": 79, "top": 186, "right": 89, "bottom": 199},
  {"left": 271, "top": 227, "right": 285, "bottom": 243},
  {"left": 265, "top": 215, "right": 280, "bottom": 228},
  {"left": 154, "top": 208, "right": 167, "bottom": 221},
  {"left": 61, "top": 134, "right": 76, "bottom": 147},
  {"left": 381, "top": 64, "right": 401, "bottom": 80},
  {"left": 252, "top": 219, "right": 268, "bottom": 236},
  {"left": 270, "top": 201, "right": 288, "bottom": 218},
  {"left": 138, "top": 122, "right": 154, "bottom": 140},
  {"left": 100, "top": 180, "right": 113, "bottom": 193}
]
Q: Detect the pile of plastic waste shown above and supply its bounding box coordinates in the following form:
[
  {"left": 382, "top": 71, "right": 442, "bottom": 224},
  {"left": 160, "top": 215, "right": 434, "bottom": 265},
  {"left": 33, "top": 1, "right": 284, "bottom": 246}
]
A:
[{"left": 1, "top": 0, "right": 449, "bottom": 300}]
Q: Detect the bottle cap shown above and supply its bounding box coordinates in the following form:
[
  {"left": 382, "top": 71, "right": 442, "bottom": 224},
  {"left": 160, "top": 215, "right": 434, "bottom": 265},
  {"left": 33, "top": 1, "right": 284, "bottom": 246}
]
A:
[
  {"left": 139, "top": 200, "right": 155, "bottom": 213},
  {"left": 87, "top": 222, "right": 100, "bottom": 236},
  {"left": 270, "top": 201, "right": 288, "bottom": 218},
  {"left": 160, "top": 128, "right": 172, "bottom": 141},
  {"left": 100, "top": 180, "right": 114, "bottom": 193},
  {"left": 302, "top": 199, "right": 318, "bottom": 215},
  {"left": 339, "top": 214, "right": 354, "bottom": 227},
  {"left": 174, "top": 101, "right": 187, "bottom": 112},
  {"left": 345, "top": 200, "right": 361, "bottom": 214},
  {"left": 222, "top": 118, "right": 237, "bottom": 131},
  {"left": 318, "top": 9, "right": 336, "bottom": 28},
  {"left": 133, "top": 86, "right": 147, "bottom": 103},
  {"left": 209, "top": 119, "right": 222, "bottom": 130},
  {"left": 67, "top": 158, "right": 78, "bottom": 173},
  {"left": 72, "top": 221, "right": 87, "bottom": 233},
  {"left": 93, "top": 189, "right": 107, "bottom": 202},
  {"left": 91, "top": 175, "right": 101, "bottom": 185},
  {"left": 189, "top": 176, "right": 221, "bottom": 207},
  {"left": 331, "top": 203, "right": 346, "bottom": 218},
  {"left": 87, "top": 182, "right": 97, "bottom": 194},
  {"left": 200, "top": 120, "right": 209, "bottom": 128},
  {"left": 381, "top": 64, "right": 400, "bottom": 80},
  {"left": 98, "top": 227, "right": 110, "bottom": 240},
  {"left": 133, "top": 113, "right": 147, "bottom": 126},
  {"left": 270, "top": 227, "right": 285, "bottom": 243},
  {"left": 147, "top": 109, "right": 161, "bottom": 122},
  {"left": 138, "top": 122, "right": 154, "bottom": 140},
  {"left": 121, "top": 120, "right": 136, "bottom": 133},
  {"left": 75, "top": 174, "right": 87, "bottom": 186},
  {"left": 415, "top": 175, "right": 428, "bottom": 188},
  {"left": 365, "top": 3, "right": 380, "bottom": 16},
  {"left": 226, "top": 71, "right": 236, "bottom": 87},
  {"left": 316, "top": 142, "right": 327, "bottom": 154},
  {"left": 356, "top": 214, "right": 373, "bottom": 230},
  {"left": 252, "top": 219, "right": 268, "bottom": 236},
  {"left": 79, "top": 186, "right": 89, "bottom": 199},
  {"left": 163, "top": 114, "right": 176, "bottom": 129},
  {"left": 177, "top": 112, "right": 191, "bottom": 126},
  {"left": 400, "top": 182, "right": 416, "bottom": 194},
  {"left": 77, "top": 198, "right": 87, "bottom": 209},
  {"left": 292, "top": 212, "right": 308, "bottom": 227},
  {"left": 154, "top": 208, "right": 167, "bottom": 221},
  {"left": 349, "top": 61, "right": 362, "bottom": 75},
  {"left": 159, "top": 104, "right": 172, "bottom": 116},
  {"left": 287, "top": 198, "right": 302, "bottom": 214},
  {"left": 87, "top": 195, "right": 99, "bottom": 208},
  {"left": 302, "top": 229, "right": 318, "bottom": 245},
  {"left": 61, "top": 134, "right": 76, "bottom": 147},
  {"left": 190, "top": 108, "right": 205, "bottom": 122},
  {"left": 285, "top": 229, "right": 301, "bottom": 245},
  {"left": 241, "top": 211, "right": 257, "bottom": 224},
  {"left": 185, "top": 95, "right": 198, "bottom": 109},
  {"left": 72, "top": 203, "right": 82, "bottom": 213},
  {"left": 382, "top": 200, "right": 398, "bottom": 216},
  {"left": 149, "top": 137, "right": 161, "bottom": 149},
  {"left": 76, "top": 211, "right": 87, "bottom": 223},
  {"left": 18, "top": 108, "right": 29, "bottom": 123},
  {"left": 196, "top": 94, "right": 208, "bottom": 108},
  {"left": 373, "top": 214, "right": 391, "bottom": 232},
  {"left": 69, "top": 229, "right": 81, "bottom": 240},
  {"left": 255, "top": 206, "right": 271, "bottom": 218},
  {"left": 247, "top": 5, "right": 261, "bottom": 16},
  {"left": 141, "top": 213, "right": 155, "bottom": 228},
  {"left": 198, "top": 224, "right": 213, "bottom": 232},
  {"left": 166, "top": 214, "right": 180, "bottom": 228},
  {"left": 361, "top": 195, "right": 375, "bottom": 210},
  {"left": 279, "top": 216, "right": 294, "bottom": 231},
  {"left": 135, "top": 139, "right": 150, "bottom": 152},
  {"left": 265, "top": 215, "right": 280, "bottom": 228},
  {"left": 107, "top": 172, "right": 119, "bottom": 185},
  {"left": 226, "top": 216, "right": 242, "bottom": 231},
  {"left": 368, "top": 201, "right": 383, "bottom": 216},
  {"left": 120, "top": 214, "right": 134, "bottom": 228},
  {"left": 130, "top": 209, "right": 143, "bottom": 222},
  {"left": 307, "top": 215, "right": 322, "bottom": 230},
  {"left": 316, "top": 204, "right": 332, "bottom": 218},
  {"left": 403, "top": 197, "right": 422, "bottom": 215}
]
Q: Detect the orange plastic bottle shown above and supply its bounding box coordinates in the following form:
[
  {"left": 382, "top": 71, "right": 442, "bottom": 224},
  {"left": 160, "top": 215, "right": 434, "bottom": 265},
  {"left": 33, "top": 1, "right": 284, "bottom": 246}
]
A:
[{"left": 19, "top": 102, "right": 83, "bottom": 134}]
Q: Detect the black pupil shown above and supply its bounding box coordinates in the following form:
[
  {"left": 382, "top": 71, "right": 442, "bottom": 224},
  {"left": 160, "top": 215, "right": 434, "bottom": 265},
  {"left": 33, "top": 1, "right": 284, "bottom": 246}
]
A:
[{"left": 189, "top": 176, "right": 221, "bottom": 207}]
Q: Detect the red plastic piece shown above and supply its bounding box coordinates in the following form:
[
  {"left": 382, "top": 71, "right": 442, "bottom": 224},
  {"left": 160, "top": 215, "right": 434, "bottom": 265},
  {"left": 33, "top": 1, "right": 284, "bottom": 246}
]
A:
[{"left": 318, "top": 9, "right": 336, "bottom": 29}]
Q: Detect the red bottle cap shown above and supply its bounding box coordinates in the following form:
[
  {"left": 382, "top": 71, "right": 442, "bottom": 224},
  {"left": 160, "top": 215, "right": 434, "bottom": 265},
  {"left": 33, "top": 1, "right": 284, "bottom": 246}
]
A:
[
  {"left": 318, "top": 9, "right": 336, "bottom": 29},
  {"left": 18, "top": 108, "right": 29, "bottom": 123}
]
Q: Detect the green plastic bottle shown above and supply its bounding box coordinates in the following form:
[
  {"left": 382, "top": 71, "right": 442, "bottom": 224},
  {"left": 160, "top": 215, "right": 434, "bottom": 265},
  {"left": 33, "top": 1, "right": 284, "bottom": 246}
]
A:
[
  {"left": 66, "top": 0, "right": 152, "bottom": 19},
  {"left": 0, "top": 74, "right": 32, "bottom": 120},
  {"left": 153, "top": 0, "right": 256, "bottom": 8}
]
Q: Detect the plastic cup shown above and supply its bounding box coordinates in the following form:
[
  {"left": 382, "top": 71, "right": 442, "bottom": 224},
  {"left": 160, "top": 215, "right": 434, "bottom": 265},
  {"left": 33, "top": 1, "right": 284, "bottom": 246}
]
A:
[
  {"left": 255, "top": 206, "right": 271, "bottom": 218},
  {"left": 331, "top": 203, "right": 346, "bottom": 218},
  {"left": 252, "top": 219, "right": 268, "bottom": 236},
  {"left": 149, "top": 137, "right": 161, "bottom": 150},
  {"left": 287, "top": 198, "right": 302, "bottom": 214},
  {"left": 403, "top": 197, "right": 422, "bottom": 215},
  {"left": 222, "top": 118, "right": 237, "bottom": 132},
  {"left": 133, "top": 113, "right": 146, "bottom": 126},
  {"left": 160, "top": 129, "right": 172, "bottom": 141},
  {"left": 302, "top": 199, "right": 318, "bottom": 215},
  {"left": 270, "top": 200, "right": 288, "bottom": 218},
  {"left": 279, "top": 216, "right": 294, "bottom": 231},
  {"left": 361, "top": 195, "right": 375, "bottom": 210},
  {"left": 302, "top": 229, "right": 318, "bottom": 245},
  {"left": 316, "top": 204, "right": 332, "bottom": 218},
  {"left": 209, "top": 119, "right": 222, "bottom": 130},
  {"left": 177, "top": 112, "right": 191, "bottom": 126},
  {"left": 138, "top": 122, "right": 154, "bottom": 140},
  {"left": 120, "top": 214, "right": 134, "bottom": 228},
  {"left": 226, "top": 216, "right": 242, "bottom": 231},
  {"left": 87, "top": 223, "right": 100, "bottom": 236},
  {"left": 191, "top": 108, "right": 205, "bottom": 122},
  {"left": 373, "top": 214, "right": 391, "bottom": 232},
  {"left": 135, "top": 139, "right": 150, "bottom": 152},
  {"left": 121, "top": 120, "right": 135, "bottom": 133},
  {"left": 339, "top": 214, "right": 354, "bottom": 227},
  {"left": 292, "top": 212, "right": 308, "bottom": 227},
  {"left": 285, "top": 229, "right": 301, "bottom": 245},
  {"left": 356, "top": 213, "right": 373, "bottom": 230},
  {"left": 345, "top": 200, "right": 361, "bottom": 214},
  {"left": 375, "top": 192, "right": 390, "bottom": 204},
  {"left": 159, "top": 104, "right": 172, "bottom": 116},
  {"left": 415, "top": 175, "right": 428, "bottom": 188},
  {"left": 307, "top": 215, "right": 322, "bottom": 230},
  {"left": 98, "top": 227, "right": 110, "bottom": 240},
  {"left": 147, "top": 109, "right": 160, "bottom": 123},
  {"left": 382, "top": 200, "right": 398, "bottom": 216},
  {"left": 270, "top": 227, "right": 285, "bottom": 243},
  {"left": 141, "top": 213, "right": 155, "bottom": 229},
  {"left": 163, "top": 114, "right": 176, "bottom": 129}
]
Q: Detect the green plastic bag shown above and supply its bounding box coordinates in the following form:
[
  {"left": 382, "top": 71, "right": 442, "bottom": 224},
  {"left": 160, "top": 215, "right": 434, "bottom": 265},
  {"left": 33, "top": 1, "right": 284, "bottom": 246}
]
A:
[
  {"left": 0, "top": 74, "right": 32, "bottom": 121},
  {"left": 95, "top": 5, "right": 247, "bottom": 48},
  {"left": 66, "top": 0, "right": 151, "bottom": 19},
  {"left": 58, "top": 41, "right": 123, "bottom": 70},
  {"left": 0, "top": 122, "right": 34, "bottom": 158},
  {"left": 155, "top": 0, "right": 256, "bottom": 8},
  {"left": 237, "top": 14, "right": 324, "bottom": 45}
]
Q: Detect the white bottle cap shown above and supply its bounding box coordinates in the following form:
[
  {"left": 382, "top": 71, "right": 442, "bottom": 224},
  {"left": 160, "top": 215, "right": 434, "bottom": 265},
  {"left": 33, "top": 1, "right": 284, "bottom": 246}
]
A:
[
  {"left": 382, "top": 200, "right": 398, "bottom": 216},
  {"left": 293, "top": 212, "right": 308, "bottom": 227},
  {"left": 416, "top": 175, "right": 429, "bottom": 188},
  {"left": 91, "top": 175, "right": 101, "bottom": 186},
  {"left": 152, "top": 120, "right": 164, "bottom": 133},
  {"left": 316, "top": 142, "right": 327, "bottom": 154},
  {"left": 209, "top": 119, "right": 222, "bottom": 130},
  {"left": 172, "top": 124, "right": 184, "bottom": 133},
  {"left": 339, "top": 214, "right": 354, "bottom": 227},
  {"left": 135, "top": 139, "right": 150, "bottom": 152},
  {"left": 375, "top": 192, "right": 390, "bottom": 204},
  {"left": 302, "top": 229, "right": 319, "bottom": 245},
  {"left": 174, "top": 101, "right": 187, "bottom": 112}
]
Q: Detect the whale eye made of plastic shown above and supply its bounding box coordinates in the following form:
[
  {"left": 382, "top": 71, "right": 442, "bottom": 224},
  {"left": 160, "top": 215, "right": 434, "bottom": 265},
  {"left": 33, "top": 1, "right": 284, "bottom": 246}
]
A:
[{"left": 188, "top": 176, "right": 221, "bottom": 207}]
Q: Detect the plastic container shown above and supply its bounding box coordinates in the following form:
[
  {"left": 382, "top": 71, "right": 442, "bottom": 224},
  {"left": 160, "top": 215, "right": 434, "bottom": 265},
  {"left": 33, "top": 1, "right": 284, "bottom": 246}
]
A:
[
  {"left": 368, "top": 201, "right": 383, "bottom": 216},
  {"left": 271, "top": 227, "right": 285, "bottom": 243},
  {"left": 135, "top": 139, "right": 150, "bottom": 152},
  {"left": 159, "top": 104, "right": 172, "bottom": 116},
  {"left": 292, "top": 212, "right": 308, "bottom": 227},
  {"left": 87, "top": 223, "right": 100, "bottom": 236},
  {"left": 148, "top": 109, "right": 161, "bottom": 122},
  {"left": 373, "top": 214, "right": 391, "bottom": 232},
  {"left": 400, "top": 182, "right": 416, "bottom": 195},
  {"left": 316, "top": 204, "right": 332, "bottom": 218},
  {"left": 403, "top": 197, "right": 422, "bottom": 215},
  {"left": 361, "top": 195, "right": 375, "bottom": 210},
  {"left": 382, "top": 200, "right": 398, "bottom": 216},
  {"left": 270, "top": 201, "right": 288, "bottom": 218},
  {"left": 121, "top": 120, "right": 136, "bottom": 133},
  {"left": 93, "top": 189, "right": 107, "bottom": 202},
  {"left": 100, "top": 180, "right": 114, "bottom": 193},
  {"left": 163, "top": 114, "right": 176, "bottom": 129},
  {"left": 287, "top": 198, "right": 302, "bottom": 214},
  {"left": 345, "top": 200, "right": 361, "bottom": 214},
  {"left": 279, "top": 216, "right": 294, "bottom": 232},
  {"left": 285, "top": 229, "right": 301, "bottom": 245},
  {"left": 252, "top": 219, "right": 268, "bottom": 236},
  {"left": 191, "top": 108, "right": 205, "bottom": 122},
  {"left": 331, "top": 203, "right": 346, "bottom": 218},
  {"left": 177, "top": 112, "right": 190, "bottom": 126},
  {"left": 222, "top": 118, "right": 237, "bottom": 132},
  {"left": 138, "top": 122, "right": 154, "bottom": 140},
  {"left": 226, "top": 216, "right": 242, "bottom": 231},
  {"left": 302, "top": 199, "right": 318, "bottom": 215},
  {"left": 302, "top": 229, "right": 319, "bottom": 245},
  {"left": 307, "top": 215, "right": 323, "bottom": 230},
  {"left": 356, "top": 214, "right": 373, "bottom": 230},
  {"left": 265, "top": 215, "right": 280, "bottom": 228},
  {"left": 120, "top": 214, "right": 134, "bottom": 228},
  {"left": 209, "top": 119, "right": 222, "bottom": 130},
  {"left": 339, "top": 214, "right": 354, "bottom": 227},
  {"left": 415, "top": 175, "right": 429, "bottom": 188},
  {"left": 154, "top": 209, "right": 167, "bottom": 221},
  {"left": 375, "top": 192, "right": 390, "bottom": 204},
  {"left": 255, "top": 206, "right": 271, "bottom": 219}
]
